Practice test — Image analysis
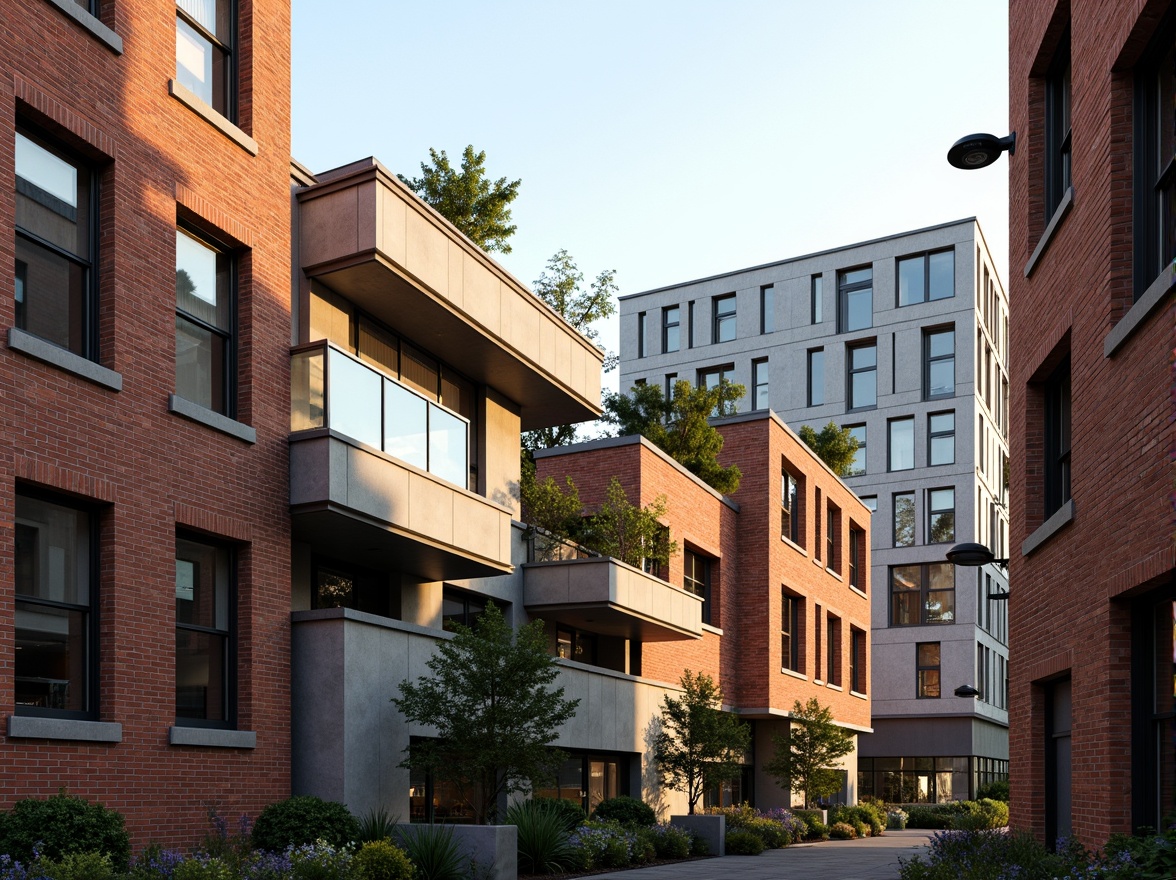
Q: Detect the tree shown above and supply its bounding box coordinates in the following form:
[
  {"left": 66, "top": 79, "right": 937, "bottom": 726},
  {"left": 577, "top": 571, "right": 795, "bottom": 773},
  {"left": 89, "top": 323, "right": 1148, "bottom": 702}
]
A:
[
  {"left": 398, "top": 145, "right": 521, "bottom": 254},
  {"left": 585, "top": 477, "right": 676, "bottom": 570},
  {"left": 763, "top": 698, "right": 855, "bottom": 809},
  {"left": 603, "top": 380, "right": 744, "bottom": 494},
  {"left": 523, "top": 250, "right": 620, "bottom": 452},
  {"left": 392, "top": 600, "right": 579, "bottom": 824},
  {"left": 654, "top": 670, "right": 750, "bottom": 814},
  {"left": 798, "top": 421, "right": 859, "bottom": 477}
]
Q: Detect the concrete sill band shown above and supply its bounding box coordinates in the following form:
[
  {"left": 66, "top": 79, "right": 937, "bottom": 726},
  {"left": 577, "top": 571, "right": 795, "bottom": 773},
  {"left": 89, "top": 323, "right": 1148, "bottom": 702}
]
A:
[
  {"left": 168, "top": 80, "right": 259, "bottom": 155},
  {"left": 41, "top": 0, "right": 122, "bottom": 53},
  {"left": 169, "top": 726, "right": 257, "bottom": 749},
  {"left": 168, "top": 394, "right": 257, "bottom": 443},
  {"left": 8, "top": 328, "right": 123, "bottom": 391},
  {"left": 7, "top": 715, "right": 122, "bottom": 742}
]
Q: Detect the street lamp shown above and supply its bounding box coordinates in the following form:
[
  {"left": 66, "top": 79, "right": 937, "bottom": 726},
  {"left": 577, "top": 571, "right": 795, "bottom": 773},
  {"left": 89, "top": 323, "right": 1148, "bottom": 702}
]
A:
[
  {"left": 947, "top": 132, "right": 1016, "bottom": 170},
  {"left": 946, "top": 542, "right": 1011, "bottom": 600},
  {"left": 954, "top": 684, "right": 981, "bottom": 699}
]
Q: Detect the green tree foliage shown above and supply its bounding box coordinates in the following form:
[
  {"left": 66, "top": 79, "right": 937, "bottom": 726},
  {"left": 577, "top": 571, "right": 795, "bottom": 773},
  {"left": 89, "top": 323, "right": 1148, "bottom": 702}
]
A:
[
  {"left": 398, "top": 145, "right": 521, "bottom": 254},
  {"left": 523, "top": 250, "right": 620, "bottom": 452},
  {"left": 603, "top": 380, "right": 744, "bottom": 494},
  {"left": 763, "top": 698, "right": 855, "bottom": 809},
  {"left": 0, "top": 793, "right": 129, "bottom": 868},
  {"left": 392, "top": 600, "right": 579, "bottom": 824},
  {"left": 654, "top": 671, "right": 751, "bottom": 814},
  {"left": 798, "top": 421, "right": 859, "bottom": 477},
  {"left": 519, "top": 458, "right": 584, "bottom": 543},
  {"left": 251, "top": 795, "right": 359, "bottom": 851},
  {"left": 585, "top": 477, "right": 676, "bottom": 569}
]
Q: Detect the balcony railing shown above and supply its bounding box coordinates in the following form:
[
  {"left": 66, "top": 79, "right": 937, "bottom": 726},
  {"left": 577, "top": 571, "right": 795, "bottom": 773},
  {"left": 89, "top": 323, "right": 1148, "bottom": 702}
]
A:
[{"left": 291, "top": 341, "right": 469, "bottom": 489}]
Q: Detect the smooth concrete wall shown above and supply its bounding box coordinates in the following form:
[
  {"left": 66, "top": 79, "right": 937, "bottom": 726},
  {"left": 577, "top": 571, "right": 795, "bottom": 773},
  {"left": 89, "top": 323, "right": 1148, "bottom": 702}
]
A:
[{"left": 482, "top": 387, "right": 522, "bottom": 515}]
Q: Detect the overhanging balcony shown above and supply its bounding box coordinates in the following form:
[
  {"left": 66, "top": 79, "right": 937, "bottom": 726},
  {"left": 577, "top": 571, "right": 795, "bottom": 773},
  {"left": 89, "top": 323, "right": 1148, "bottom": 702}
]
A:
[
  {"left": 289, "top": 342, "right": 512, "bottom": 580},
  {"left": 523, "top": 556, "right": 703, "bottom": 642}
]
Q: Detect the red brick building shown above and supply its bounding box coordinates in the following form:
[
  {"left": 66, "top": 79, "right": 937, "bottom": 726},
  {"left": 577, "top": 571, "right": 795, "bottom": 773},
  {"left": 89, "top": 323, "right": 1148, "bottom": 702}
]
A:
[
  {"left": 533, "top": 412, "right": 872, "bottom": 807},
  {"left": 0, "top": 0, "right": 293, "bottom": 843},
  {"left": 1008, "top": 0, "right": 1176, "bottom": 846}
]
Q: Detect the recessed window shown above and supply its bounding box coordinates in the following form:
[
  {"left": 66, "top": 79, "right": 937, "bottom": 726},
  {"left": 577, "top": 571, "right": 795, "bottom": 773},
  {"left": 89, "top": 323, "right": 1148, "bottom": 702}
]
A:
[
  {"left": 698, "top": 364, "right": 737, "bottom": 415},
  {"left": 752, "top": 359, "right": 769, "bottom": 411},
  {"left": 916, "top": 642, "right": 941, "bottom": 698},
  {"left": 760, "top": 285, "right": 774, "bottom": 334},
  {"left": 924, "top": 327, "right": 955, "bottom": 399},
  {"left": 888, "top": 417, "right": 914, "bottom": 471},
  {"left": 176, "top": 0, "right": 234, "bottom": 117},
  {"left": 811, "top": 275, "right": 823, "bottom": 324},
  {"left": 555, "top": 626, "right": 596, "bottom": 665},
  {"left": 860, "top": 495, "right": 877, "bottom": 513},
  {"left": 846, "top": 424, "right": 866, "bottom": 476},
  {"left": 928, "top": 488, "right": 955, "bottom": 544},
  {"left": 15, "top": 493, "right": 96, "bottom": 718},
  {"left": 838, "top": 267, "right": 872, "bottom": 333},
  {"left": 826, "top": 503, "right": 840, "bottom": 574},
  {"left": 897, "top": 250, "right": 955, "bottom": 306},
  {"left": 683, "top": 549, "right": 713, "bottom": 625},
  {"left": 891, "top": 563, "right": 956, "bottom": 626},
  {"left": 1044, "top": 26, "right": 1072, "bottom": 224},
  {"left": 1135, "top": 16, "right": 1176, "bottom": 298},
  {"left": 637, "top": 312, "right": 647, "bottom": 358},
  {"left": 15, "top": 130, "right": 95, "bottom": 359},
  {"left": 781, "top": 590, "right": 801, "bottom": 673},
  {"left": 807, "top": 348, "right": 824, "bottom": 407},
  {"left": 826, "top": 615, "right": 842, "bottom": 686},
  {"left": 176, "top": 227, "right": 235, "bottom": 415},
  {"left": 713, "top": 294, "right": 736, "bottom": 343},
  {"left": 781, "top": 468, "right": 800, "bottom": 546},
  {"left": 1044, "top": 357, "right": 1072, "bottom": 517},
  {"left": 850, "top": 628, "right": 867, "bottom": 694},
  {"left": 664, "top": 372, "right": 677, "bottom": 404},
  {"left": 928, "top": 411, "right": 955, "bottom": 466},
  {"left": 662, "top": 305, "right": 680, "bottom": 353},
  {"left": 443, "top": 588, "right": 487, "bottom": 632},
  {"left": 893, "top": 492, "right": 915, "bottom": 547},
  {"left": 848, "top": 526, "right": 865, "bottom": 592},
  {"left": 175, "top": 535, "right": 234, "bottom": 726},
  {"left": 847, "top": 342, "right": 877, "bottom": 410},
  {"left": 687, "top": 301, "right": 695, "bottom": 348}
]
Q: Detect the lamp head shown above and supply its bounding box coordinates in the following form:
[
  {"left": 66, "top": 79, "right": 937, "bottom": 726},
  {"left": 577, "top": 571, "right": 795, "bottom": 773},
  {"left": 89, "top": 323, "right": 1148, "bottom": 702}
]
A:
[
  {"left": 954, "top": 684, "right": 981, "bottom": 699},
  {"left": 946, "top": 542, "right": 1008, "bottom": 568},
  {"left": 947, "top": 132, "right": 1017, "bottom": 170}
]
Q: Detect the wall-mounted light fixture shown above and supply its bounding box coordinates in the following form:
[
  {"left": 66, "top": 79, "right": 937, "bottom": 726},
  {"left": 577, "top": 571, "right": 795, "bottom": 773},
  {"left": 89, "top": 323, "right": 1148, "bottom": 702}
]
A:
[
  {"left": 947, "top": 132, "right": 1017, "bottom": 170},
  {"left": 946, "top": 542, "right": 1011, "bottom": 600},
  {"left": 954, "top": 684, "right": 981, "bottom": 698}
]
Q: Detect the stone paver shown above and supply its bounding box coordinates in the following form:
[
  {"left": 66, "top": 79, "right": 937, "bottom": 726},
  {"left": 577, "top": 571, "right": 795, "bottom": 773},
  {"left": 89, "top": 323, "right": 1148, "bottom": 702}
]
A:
[{"left": 587, "top": 829, "right": 934, "bottom": 880}]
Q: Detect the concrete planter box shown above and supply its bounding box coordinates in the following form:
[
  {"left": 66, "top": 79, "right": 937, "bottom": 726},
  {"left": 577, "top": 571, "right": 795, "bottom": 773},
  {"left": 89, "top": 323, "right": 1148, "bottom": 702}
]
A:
[
  {"left": 670, "top": 814, "right": 725, "bottom": 857},
  {"left": 395, "top": 824, "right": 516, "bottom": 880}
]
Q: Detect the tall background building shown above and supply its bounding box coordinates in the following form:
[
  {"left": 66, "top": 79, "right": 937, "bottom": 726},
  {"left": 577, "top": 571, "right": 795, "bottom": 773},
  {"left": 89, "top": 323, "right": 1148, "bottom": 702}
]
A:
[{"left": 619, "top": 218, "right": 1010, "bottom": 801}]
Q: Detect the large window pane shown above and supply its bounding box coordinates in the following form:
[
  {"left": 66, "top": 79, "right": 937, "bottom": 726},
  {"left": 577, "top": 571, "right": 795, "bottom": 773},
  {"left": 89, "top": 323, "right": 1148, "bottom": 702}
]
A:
[
  {"left": 929, "top": 412, "right": 955, "bottom": 466},
  {"left": 383, "top": 379, "right": 428, "bottom": 470},
  {"left": 175, "top": 629, "right": 227, "bottom": 721},
  {"left": 928, "top": 251, "right": 954, "bottom": 299},
  {"left": 14, "top": 603, "right": 88, "bottom": 712},
  {"left": 808, "top": 349, "right": 824, "bottom": 407},
  {"left": 925, "top": 328, "right": 955, "bottom": 399},
  {"left": 175, "top": 316, "right": 226, "bottom": 413},
  {"left": 328, "top": 348, "right": 382, "bottom": 447},
  {"left": 840, "top": 267, "right": 872, "bottom": 332},
  {"left": 849, "top": 344, "right": 876, "bottom": 409},
  {"left": 428, "top": 404, "right": 468, "bottom": 487},
  {"left": 894, "top": 493, "right": 915, "bottom": 547},
  {"left": 176, "top": 0, "right": 231, "bottom": 115},
  {"left": 889, "top": 418, "right": 914, "bottom": 471},
  {"left": 928, "top": 488, "right": 955, "bottom": 543},
  {"left": 16, "top": 237, "right": 86, "bottom": 353},
  {"left": 175, "top": 536, "right": 232, "bottom": 724},
  {"left": 891, "top": 565, "right": 920, "bottom": 626},
  {"left": 176, "top": 229, "right": 232, "bottom": 414},
  {"left": 847, "top": 425, "right": 866, "bottom": 476},
  {"left": 897, "top": 257, "right": 925, "bottom": 307}
]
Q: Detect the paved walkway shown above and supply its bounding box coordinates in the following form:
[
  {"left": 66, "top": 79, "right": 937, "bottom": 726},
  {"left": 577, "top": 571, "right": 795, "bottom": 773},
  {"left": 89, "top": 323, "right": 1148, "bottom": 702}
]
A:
[{"left": 588, "top": 829, "right": 935, "bottom": 880}]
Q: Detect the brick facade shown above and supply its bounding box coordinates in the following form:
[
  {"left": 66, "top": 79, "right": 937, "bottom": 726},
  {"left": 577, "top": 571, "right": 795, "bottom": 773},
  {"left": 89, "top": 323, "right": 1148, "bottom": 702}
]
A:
[{"left": 1, "top": 0, "right": 292, "bottom": 845}]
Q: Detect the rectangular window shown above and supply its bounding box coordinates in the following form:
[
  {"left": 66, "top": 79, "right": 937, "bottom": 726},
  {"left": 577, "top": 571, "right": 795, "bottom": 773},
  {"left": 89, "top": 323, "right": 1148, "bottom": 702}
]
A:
[
  {"left": 827, "top": 615, "right": 842, "bottom": 687},
  {"left": 176, "top": 0, "right": 234, "bottom": 117},
  {"left": 175, "top": 534, "right": 234, "bottom": 725},
  {"left": 664, "top": 373, "right": 677, "bottom": 405},
  {"left": 814, "top": 604, "right": 823, "bottom": 681},
  {"left": 15, "top": 493, "right": 96, "bottom": 718},
  {"left": 1044, "top": 26, "right": 1072, "bottom": 223},
  {"left": 826, "top": 504, "right": 840, "bottom": 573},
  {"left": 928, "top": 411, "right": 955, "bottom": 466},
  {"left": 888, "top": 416, "right": 914, "bottom": 471},
  {"left": 917, "top": 642, "right": 941, "bottom": 698},
  {"left": 1044, "top": 358, "right": 1072, "bottom": 516},
  {"left": 891, "top": 563, "right": 956, "bottom": 626},
  {"left": 928, "top": 488, "right": 955, "bottom": 544},
  {"left": 848, "top": 525, "right": 864, "bottom": 592},
  {"left": 687, "top": 301, "right": 695, "bottom": 348},
  {"left": 847, "top": 342, "right": 877, "bottom": 409},
  {"left": 760, "top": 285, "right": 774, "bottom": 334},
  {"left": 838, "top": 267, "right": 872, "bottom": 333},
  {"left": 814, "top": 488, "right": 823, "bottom": 562},
  {"left": 637, "top": 312, "right": 646, "bottom": 358},
  {"left": 811, "top": 275, "right": 823, "bottom": 324},
  {"left": 860, "top": 495, "right": 877, "bottom": 514},
  {"left": 781, "top": 468, "right": 801, "bottom": 546},
  {"left": 662, "top": 305, "right": 680, "bottom": 353},
  {"left": 807, "top": 348, "right": 824, "bottom": 407},
  {"left": 781, "top": 590, "right": 801, "bottom": 673},
  {"left": 1135, "top": 16, "right": 1176, "bottom": 299},
  {"left": 846, "top": 424, "right": 866, "bottom": 476},
  {"left": 893, "top": 492, "right": 915, "bottom": 547},
  {"left": 555, "top": 627, "right": 596, "bottom": 665},
  {"left": 924, "top": 327, "right": 955, "bottom": 399},
  {"left": 752, "top": 359, "right": 769, "bottom": 411},
  {"left": 683, "top": 549, "right": 712, "bottom": 625},
  {"left": 897, "top": 250, "right": 955, "bottom": 306},
  {"left": 698, "top": 364, "right": 736, "bottom": 415},
  {"left": 851, "top": 628, "right": 866, "bottom": 694},
  {"left": 176, "top": 227, "right": 235, "bottom": 415},
  {"left": 442, "top": 587, "right": 487, "bottom": 632},
  {"left": 15, "top": 129, "right": 95, "bottom": 358},
  {"left": 713, "top": 294, "right": 736, "bottom": 343}
]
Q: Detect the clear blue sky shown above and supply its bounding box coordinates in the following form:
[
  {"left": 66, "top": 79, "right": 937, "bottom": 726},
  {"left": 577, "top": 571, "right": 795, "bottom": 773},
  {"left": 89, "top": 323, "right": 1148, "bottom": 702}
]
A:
[{"left": 292, "top": 1, "right": 1009, "bottom": 383}]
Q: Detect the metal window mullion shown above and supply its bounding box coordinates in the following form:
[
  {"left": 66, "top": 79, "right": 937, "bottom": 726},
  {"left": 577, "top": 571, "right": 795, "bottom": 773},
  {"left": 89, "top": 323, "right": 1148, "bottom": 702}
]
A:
[
  {"left": 17, "top": 594, "right": 90, "bottom": 614},
  {"left": 15, "top": 228, "right": 91, "bottom": 269},
  {"left": 176, "top": 5, "right": 231, "bottom": 54}
]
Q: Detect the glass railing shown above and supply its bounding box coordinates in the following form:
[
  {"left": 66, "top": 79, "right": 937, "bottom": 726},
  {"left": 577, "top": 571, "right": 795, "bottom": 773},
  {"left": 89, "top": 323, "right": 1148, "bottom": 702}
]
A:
[{"left": 291, "top": 342, "right": 469, "bottom": 489}]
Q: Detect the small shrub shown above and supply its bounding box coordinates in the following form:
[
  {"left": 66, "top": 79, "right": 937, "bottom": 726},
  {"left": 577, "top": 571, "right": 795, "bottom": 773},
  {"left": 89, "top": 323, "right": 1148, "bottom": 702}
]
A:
[
  {"left": 172, "top": 857, "right": 234, "bottom": 880},
  {"left": 34, "top": 851, "right": 116, "bottom": 880},
  {"left": 805, "top": 818, "right": 829, "bottom": 841},
  {"left": 127, "top": 846, "right": 186, "bottom": 880},
  {"left": 630, "top": 828, "right": 657, "bottom": 864},
  {"left": 758, "top": 807, "right": 807, "bottom": 844},
  {"left": 829, "top": 822, "right": 857, "bottom": 840},
  {"left": 531, "top": 798, "right": 586, "bottom": 832},
  {"left": 904, "top": 805, "right": 957, "bottom": 830},
  {"left": 831, "top": 806, "right": 880, "bottom": 838},
  {"left": 355, "top": 808, "right": 400, "bottom": 844},
  {"left": 647, "top": 824, "right": 692, "bottom": 859},
  {"left": 724, "top": 830, "right": 764, "bottom": 855},
  {"left": 975, "top": 779, "right": 1009, "bottom": 802},
  {"left": 395, "top": 824, "right": 466, "bottom": 880},
  {"left": 591, "top": 796, "right": 656, "bottom": 828},
  {"left": 0, "top": 793, "right": 130, "bottom": 869},
  {"left": 897, "top": 829, "right": 1103, "bottom": 880},
  {"left": 252, "top": 797, "right": 359, "bottom": 852},
  {"left": 505, "top": 800, "right": 573, "bottom": 875},
  {"left": 689, "top": 831, "right": 710, "bottom": 856},
  {"left": 352, "top": 840, "right": 413, "bottom": 880},
  {"left": 887, "top": 808, "right": 909, "bottom": 831},
  {"left": 286, "top": 842, "right": 354, "bottom": 880},
  {"left": 566, "top": 822, "right": 633, "bottom": 870},
  {"left": 745, "top": 817, "right": 788, "bottom": 848}
]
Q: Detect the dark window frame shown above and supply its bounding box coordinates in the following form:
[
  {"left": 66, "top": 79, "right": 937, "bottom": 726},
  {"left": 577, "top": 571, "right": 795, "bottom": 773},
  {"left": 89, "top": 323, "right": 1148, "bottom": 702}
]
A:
[
  {"left": 848, "top": 525, "right": 864, "bottom": 592},
  {"left": 175, "top": 531, "right": 237, "bottom": 729},
  {"left": 175, "top": 0, "right": 237, "bottom": 120},
  {"left": 845, "top": 423, "right": 866, "bottom": 476},
  {"left": 826, "top": 504, "right": 840, "bottom": 574},
  {"left": 807, "top": 348, "right": 824, "bottom": 407},
  {"left": 637, "top": 311, "right": 646, "bottom": 358},
  {"left": 928, "top": 410, "right": 955, "bottom": 466},
  {"left": 888, "top": 416, "right": 915, "bottom": 472},
  {"left": 712, "top": 294, "right": 736, "bottom": 344},
  {"left": 683, "top": 549, "right": 713, "bottom": 626},
  {"left": 662, "top": 305, "right": 680, "bottom": 353},
  {"left": 916, "top": 642, "right": 941, "bottom": 698},
  {"left": 781, "top": 589, "right": 801, "bottom": 673},
  {"left": 846, "top": 341, "right": 877, "bottom": 411},
  {"left": 1134, "top": 10, "right": 1176, "bottom": 300},
  {"left": 1044, "top": 357, "right": 1072, "bottom": 517},
  {"left": 752, "top": 358, "right": 769, "bottom": 411},
  {"left": 923, "top": 325, "right": 956, "bottom": 400},
  {"left": 811, "top": 274, "right": 823, "bottom": 324},
  {"left": 760, "top": 285, "right": 774, "bottom": 334},
  {"left": 890, "top": 563, "right": 956, "bottom": 627},
  {"left": 1044, "top": 25, "right": 1072, "bottom": 224},
  {"left": 442, "top": 587, "right": 487, "bottom": 632},
  {"left": 175, "top": 223, "right": 237, "bottom": 417},
  {"left": 896, "top": 249, "right": 955, "bottom": 307},
  {"left": 781, "top": 467, "right": 801, "bottom": 547},
  {"left": 927, "top": 487, "right": 956, "bottom": 545},
  {"left": 837, "top": 266, "right": 873, "bottom": 333},
  {"left": 826, "top": 614, "right": 842, "bottom": 687},
  {"left": 850, "top": 628, "right": 866, "bottom": 694},
  {"left": 893, "top": 491, "right": 915, "bottom": 548}
]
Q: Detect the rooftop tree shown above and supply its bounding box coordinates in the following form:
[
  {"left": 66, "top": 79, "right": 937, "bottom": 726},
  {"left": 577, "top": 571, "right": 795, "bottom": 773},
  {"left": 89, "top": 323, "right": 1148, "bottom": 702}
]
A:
[{"left": 798, "top": 421, "right": 860, "bottom": 477}]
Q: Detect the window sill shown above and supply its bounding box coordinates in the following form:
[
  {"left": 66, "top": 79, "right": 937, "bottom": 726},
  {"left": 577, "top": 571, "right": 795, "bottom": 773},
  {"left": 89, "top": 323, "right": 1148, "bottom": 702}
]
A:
[
  {"left": 40, "top": 0, "right": 123, "bottom": 53},
  {"left": 701, "top": 623, "right": 724, "bottom": 637},
  {"left": 781, "top": 535, "right": 807, "bottom": 556},
  {"left": 781, "top": 667, "right": 807, "bottom": 682},
  {"left": 850, "top": 690, "right": 868, "bottom": 700},
  {"left": 7, "top": 715, "right": 122, "bottom": 742},
  {"left": 169, "top": 726, "right": 256, "bottom": 749},
  {"left": 1021, "top": 498, "right": 1075, "bottom": 557},
  {"left": 168, "top": 80, "right": 259, "bottom": 156},
  {"left": 812, "top": 555, "right": 824, "bottom": 567},
  {"left": 1024, "top": 186, "right": 1074, "bottom": 278},
  {"left": 826, "top": 683, "right": 844, "bottom": 692},
  {"left": 849, "top": 585, "right": 868, "bottom": 601},
  {"left": 168, "top": 394, "right": 256, "bottom": 443},
  {"left": 826, "top": 568, "right": 843, "bottom": 581},
  {"left": 9, "top": 328, "right": 123, "bottom": 391},
  {"left": 1105, "top": 263, "right": 1175, "bottom": 357}
]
